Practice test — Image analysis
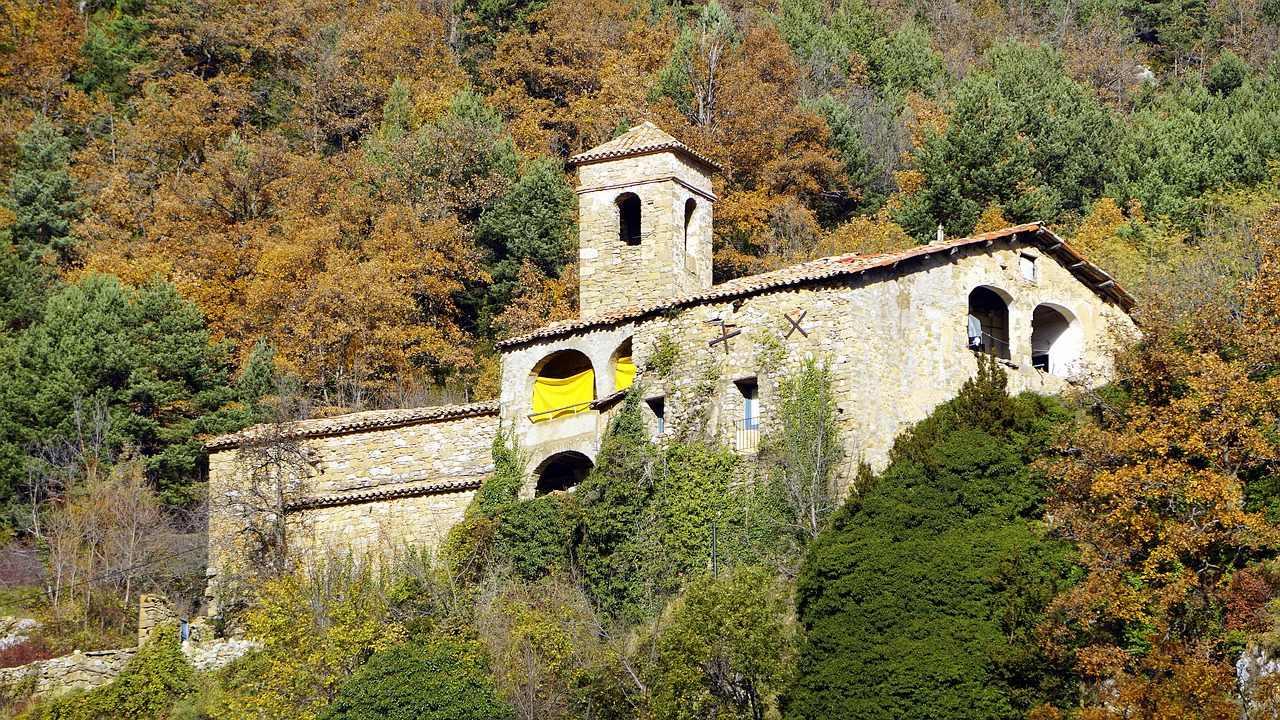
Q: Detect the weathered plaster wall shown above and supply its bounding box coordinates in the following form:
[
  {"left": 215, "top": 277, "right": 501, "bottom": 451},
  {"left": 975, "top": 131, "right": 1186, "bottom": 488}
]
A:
[
  {"left": 206, "top": 405, "right": 498, "bottom": 610},
  {"left": 577, "top": 150, "right": 714, "bottom": 318},
  {"left": 501, "top": 240, "right": 1135, "bottom": 485}
]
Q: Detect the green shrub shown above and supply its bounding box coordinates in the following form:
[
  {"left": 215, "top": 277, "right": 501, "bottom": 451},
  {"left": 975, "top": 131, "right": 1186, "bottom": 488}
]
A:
[
  {"left": 651, "top": 566, "right": 794, "bottom": 720},
  {"left": 494, "top": 493, "right": 578, "bottom": 581},
  {"left": 319, "top": 636, "right": 512, "bottom": 720},
  {"left": 782, "top": 360, "right": 1074, "bottom": 720}
]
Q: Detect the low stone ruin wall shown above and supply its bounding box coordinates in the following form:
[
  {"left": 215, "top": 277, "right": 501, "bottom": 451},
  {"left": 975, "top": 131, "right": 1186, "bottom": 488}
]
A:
[
  {"left": 0, "top": 637, "right": 258, "bottom": 701},
  {"left": 0, "top": 648, "right": 136, "bottom": 698}
]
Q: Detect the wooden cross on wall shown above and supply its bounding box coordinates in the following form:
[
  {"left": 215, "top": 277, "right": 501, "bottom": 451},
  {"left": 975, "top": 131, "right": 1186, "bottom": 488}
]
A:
[
  {"left": 707, "top": 319, "right": 740, "bottom": 354},
  {"left": 783, "top": 310, "right": 808, "bottom": 339}
]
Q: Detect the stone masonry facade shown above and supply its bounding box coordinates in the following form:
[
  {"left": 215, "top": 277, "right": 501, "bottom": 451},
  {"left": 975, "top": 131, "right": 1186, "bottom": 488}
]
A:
[
  {"left": 205, "top": 403, "right": 498, "bottom": 612},
  {"left": 497, "top": 227, "right": 1135, "bottom": 489},
  {"left": 574, "top": 122, "right": 717, "bottom": 317},
  {"left": 204, "top": 122, "right": 1138, "bottom": 610}
]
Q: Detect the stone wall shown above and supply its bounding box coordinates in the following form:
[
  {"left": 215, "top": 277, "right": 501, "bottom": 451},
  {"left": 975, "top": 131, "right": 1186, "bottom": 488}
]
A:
[
  {"left": 0, "top": 648, "right": 136, "bottom": 698},
  {"left": 137, "top": 594, "right": 179, "bottom": 645},
  {"left": 501, "top": 238, "right": 1136, "bottom": 485},
  {"left": 206, "top": 403, "right": 499, "bottom": 611},
  {"left": 0, "top": 634, "right": 259, "bottom": 701}
]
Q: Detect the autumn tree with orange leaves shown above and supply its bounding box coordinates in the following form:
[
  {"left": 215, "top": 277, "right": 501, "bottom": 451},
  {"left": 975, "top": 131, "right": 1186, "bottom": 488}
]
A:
[{"left": 1042, "top": 205, "right": 1280, "bottom": 717}]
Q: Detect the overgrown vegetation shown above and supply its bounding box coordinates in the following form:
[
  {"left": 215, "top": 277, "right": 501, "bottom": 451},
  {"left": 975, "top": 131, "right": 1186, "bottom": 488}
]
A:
[{"left": 17, "top": 626, "right": 195, "bottom": 720}]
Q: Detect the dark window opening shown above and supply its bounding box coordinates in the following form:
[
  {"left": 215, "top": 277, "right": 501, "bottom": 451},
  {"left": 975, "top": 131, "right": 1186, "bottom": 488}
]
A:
[
  {"left": 966, "top": 287, "right": 1011, "bottom": 360},
  {"left": 646, "top": 396, "right": 666, "bottom": 434},
  {"left": 618, "top": 193, "right": 642, "bottom": 246},
  {"left": 683, "top": 199, "right": 696, "bottom": 254},
  {"left": 535, "top": 451, "right": 594, "bottom": 496}
]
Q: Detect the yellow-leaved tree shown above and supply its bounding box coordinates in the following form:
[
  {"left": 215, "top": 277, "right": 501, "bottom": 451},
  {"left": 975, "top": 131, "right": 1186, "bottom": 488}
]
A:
[
  {"left": 216, "top": 561, "right": 404, "bottom": 720},
  {"left": 1044, "top": 203, "right": 1280, "bottom": 717}
]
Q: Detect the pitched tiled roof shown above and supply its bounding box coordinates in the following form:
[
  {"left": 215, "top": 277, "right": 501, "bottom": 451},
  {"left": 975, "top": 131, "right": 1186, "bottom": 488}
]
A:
[
  {"left": 496, "top": 223, "right": 1134, "bottom": 349},
  {"left": 205, "top": 401, "right": 498, "bottom": 450},
  {"left": 570, "top": 121, "right": 721, "bottom": 170},
  {"left": 284, "top": 477, "right": 485, "bottom": 512}
]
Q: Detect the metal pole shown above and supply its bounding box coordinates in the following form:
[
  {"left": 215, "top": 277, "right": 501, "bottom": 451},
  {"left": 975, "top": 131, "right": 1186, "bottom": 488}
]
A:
[{"left": 712, "top": 521, "right": 718, "bottom": 579}]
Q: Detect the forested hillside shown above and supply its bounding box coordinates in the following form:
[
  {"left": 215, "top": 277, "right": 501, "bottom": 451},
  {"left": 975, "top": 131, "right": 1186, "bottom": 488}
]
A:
[{"left": 3, "top": 0, "right": 1280, "bottom": 716}]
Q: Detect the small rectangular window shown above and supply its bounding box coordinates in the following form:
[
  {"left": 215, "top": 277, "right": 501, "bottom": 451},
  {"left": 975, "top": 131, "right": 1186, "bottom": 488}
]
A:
[
  {"left": 735, "top": 379, "right": 760, "bottom": 453},
  {"left": 741, "top": 381, "right": 759, "bottom": 430},
  {"left": 646, "top": 396, "right": 665, "bottom": 434},
  {"left": 1020, "top": 253, "right": 1037, "bottom": 282}
]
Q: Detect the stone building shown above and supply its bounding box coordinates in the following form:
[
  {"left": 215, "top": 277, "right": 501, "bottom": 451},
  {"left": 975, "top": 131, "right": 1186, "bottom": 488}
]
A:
[{"left": 205, "top": 122, "right": 1137, "bottom": 607}]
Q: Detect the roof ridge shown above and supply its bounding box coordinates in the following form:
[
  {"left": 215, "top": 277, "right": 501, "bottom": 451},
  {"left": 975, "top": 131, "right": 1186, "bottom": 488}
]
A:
[
  {"left": 495, "top": 223, "right": 1133, "bottom": 348},
  {"left": 570, "top": 122, "right": 721, "bottom": 170},
  {"left": 205, "top": 400, "right": 499, "bottom": 449}
]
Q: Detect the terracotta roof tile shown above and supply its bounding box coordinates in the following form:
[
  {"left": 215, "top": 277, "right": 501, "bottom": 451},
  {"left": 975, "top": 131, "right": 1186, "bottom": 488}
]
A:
[
  {"left": 570, "top": 121, "right": 721, "bottom": 170},
  {"left": 205, "top": 401, "right": 498, "bottom": 450},
  {"left": 496, "top": 223, "right": 1134, "bottom": 349},
  {"left": 285, "top": 477, "right": 485, "bottom": 512}
]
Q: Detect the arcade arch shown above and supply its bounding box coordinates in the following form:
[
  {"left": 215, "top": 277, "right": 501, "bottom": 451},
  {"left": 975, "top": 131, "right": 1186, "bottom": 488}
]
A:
[
  {"left": 530, "top": 350, "right": 595, "bottom": 422},
  {"left": 967, "top": 286, "right": 1012, "bottom": 360},
  {"left": 534, "top": 451, "right": 594, "bottom": 495},
  {"left": 1030, "top": 304, "right": 1083, "bottom": 376}
]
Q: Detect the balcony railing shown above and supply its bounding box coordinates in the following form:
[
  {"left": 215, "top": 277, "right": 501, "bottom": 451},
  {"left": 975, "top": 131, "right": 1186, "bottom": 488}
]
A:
[
  {"left": 528, "top": 401, "right": 594, "bottom": 423},
  {"left": 735, "top": 417, "right": 760, "bottom": 453}
]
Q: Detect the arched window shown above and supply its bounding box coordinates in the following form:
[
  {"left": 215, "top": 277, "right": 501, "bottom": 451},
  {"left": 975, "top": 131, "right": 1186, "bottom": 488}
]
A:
[
  {"left": 966, "top": 287, "right": 1011, "bottom": 360},
  {"left": 534, "top": 451, "right": 594, "bottom": 495},
  {"left": 1031, "top": 304, "right": 1082, "bottom": 376},
  {"left": 530, "top": 350, "right": 595, "bottom": 423},
  {"left": 612, "top": 337, "right": 635, "bottom": 393},
  {"left": 683, "top": 198, "right": 697, "bottom": 254},
  {"left": 617, "top": 193, "right": 641, "bottom": 246}
]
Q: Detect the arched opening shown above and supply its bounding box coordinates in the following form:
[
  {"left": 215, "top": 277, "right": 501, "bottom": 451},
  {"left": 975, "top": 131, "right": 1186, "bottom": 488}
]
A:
[
  {"left": 531, "top": 350, "right": 595, "bottom": 423},
  {"left": 683, "top": 198, "right": 697, "bottom": 255},
  {"left": 534, "top": 451, "right": 594, "bottom": 496},
  {"left": 1031, "top": 304, "right": 1082, "bottom": 376},
  {"left": 617, "top": 193, "right": 641, "bottom": 246},
  {"left": 612, "top": 337, "right": 635, "bottom": 394},
  {"left": 967, "top": 287, "right": 1011, "bottom": 360}
]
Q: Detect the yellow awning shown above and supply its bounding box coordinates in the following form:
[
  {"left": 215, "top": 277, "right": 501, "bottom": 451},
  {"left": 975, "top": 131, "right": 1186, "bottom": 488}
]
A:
[
  {"left": 532, "top": 368, "right": 595, "bottom": 422},
  {"left": 615, "top": 356, "right": 635, "bottom": 392}
]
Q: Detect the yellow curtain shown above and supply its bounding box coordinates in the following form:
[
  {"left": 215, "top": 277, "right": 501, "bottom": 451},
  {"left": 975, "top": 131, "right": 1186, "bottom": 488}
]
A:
[
  {"left": 532, "top": 368, "right": 595, "bottom": 422},
  {"left": 615, "top": 356, "right": 635, "bottom": 392}
]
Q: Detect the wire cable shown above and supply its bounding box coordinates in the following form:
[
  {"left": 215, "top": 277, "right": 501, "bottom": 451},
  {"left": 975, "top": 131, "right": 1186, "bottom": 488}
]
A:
[{"left": 0, "top": 543, "right": 207, "bottom": 611}]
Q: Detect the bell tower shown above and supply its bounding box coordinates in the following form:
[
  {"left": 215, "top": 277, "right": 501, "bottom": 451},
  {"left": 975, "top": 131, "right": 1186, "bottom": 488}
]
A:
[{"left": 570, "top": 122, "right": 718, "bottom": 318}]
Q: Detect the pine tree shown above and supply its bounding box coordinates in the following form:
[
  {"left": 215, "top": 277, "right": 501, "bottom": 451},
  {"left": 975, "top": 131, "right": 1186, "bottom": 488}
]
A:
[
  {"left": 475, "top": 156, "right": 576, "bottom": 307},
  {"left": 3, "top": 116, "right": 85, "bottom": 264}
]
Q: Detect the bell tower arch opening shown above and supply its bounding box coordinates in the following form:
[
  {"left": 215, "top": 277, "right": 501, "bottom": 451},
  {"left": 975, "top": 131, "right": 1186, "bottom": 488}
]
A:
[
  {"left": 618, "top": 193, "right": 642, "bottom": 246},
  {"left": 571, "top": 122, "right": 720, "bottom": 319},
  {"left": 684, "top": 198, "right": 697, "bottom": 256}
]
